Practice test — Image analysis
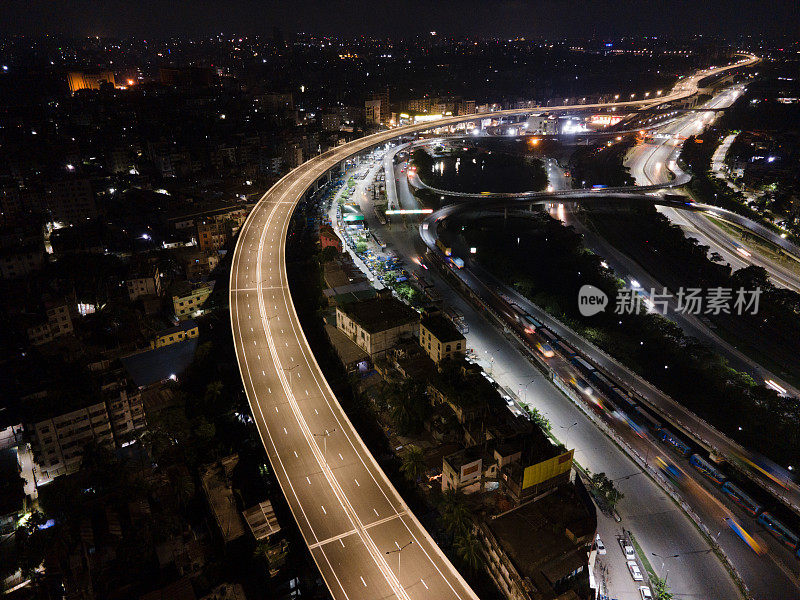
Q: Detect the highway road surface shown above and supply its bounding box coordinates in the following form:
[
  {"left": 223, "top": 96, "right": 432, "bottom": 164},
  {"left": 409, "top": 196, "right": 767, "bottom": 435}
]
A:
[
  {"left": 229, "top": 56, "right": 758, "bottom": 599},
  {"left": 627, "top": 88, "right": 800, "bottom": 292}
]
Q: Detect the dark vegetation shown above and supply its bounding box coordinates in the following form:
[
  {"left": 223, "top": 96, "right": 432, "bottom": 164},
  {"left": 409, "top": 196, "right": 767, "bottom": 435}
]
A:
[
  {"left": 569, "top": 138, "right": 636, "bottom": 188},
  {"left": 446, "top": 211, "right": 800, "bottom": 467}
]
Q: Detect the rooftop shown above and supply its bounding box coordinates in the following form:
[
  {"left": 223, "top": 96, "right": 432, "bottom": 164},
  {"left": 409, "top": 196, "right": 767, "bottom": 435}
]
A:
[
  {"left": 121, "top": 338, "right": 199, "bottom": 387},
  {"left": 488, "top": 484, "right": 595, "bottom": 592},
  {"left": 338, "top": 296, "right": 418, "bottom": 333},
  {"left": 242, "top": 500, "right": 281, "bottom": 541},
  {"left": 421, "top": 313, "right": 465, "bottom": 344},
  {"left": 156, "top": 319, "right": 198, "bottom": 338}
]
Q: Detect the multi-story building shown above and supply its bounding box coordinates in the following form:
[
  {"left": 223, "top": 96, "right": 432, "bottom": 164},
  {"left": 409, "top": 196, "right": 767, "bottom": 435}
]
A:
[
  {"left": 25, "top": 379, "right": 145, "bottom": 482},
  {"left": 150, "top": 320, "right": 199, "bottom": 349},
  {"left": 172, "top": 280, "right": 215, "bottom": 320},
  {"left": 365, "top": 99, "right": 382, "bottom": 126},
  {"left": 0, "top": 245, "right": 45, "bottom": 279},
  {"left": 320, "top": 111, "right": 341, "bottom": 131},
  {"left": 282, "top": 140, "right": 304, "bottom": 170},
  {"left": 335, "top": 293, "right": 418, "bottom": 358},
  {"left": 477, "top": 482, "right": 596, "bottom": 600},
  {"left": 26, "top": 298, "right": 74, "bottom": 346},
  {"left": 457, "top": 100, "right": 476, "bottom": 115},
  {"left": 66, "top": 71, "right": 116, "bottom": 94},
  {"left": 45, "top": 178, "right": 97, "bottom": 225},
  {"left": 419, "top": 313, "right": 466, "bottom": 364},
  {"left": 126, "top": 259, "right": 163, "bottom": 301},
  {"left": 442, "top": 446, "right": 497, "bottom": 494},
  {"left": 319, "top": 224, "right": 342, "bottom": 253},
  {"left": 197, "top": 219, "right": 227, "bottom": 253}
]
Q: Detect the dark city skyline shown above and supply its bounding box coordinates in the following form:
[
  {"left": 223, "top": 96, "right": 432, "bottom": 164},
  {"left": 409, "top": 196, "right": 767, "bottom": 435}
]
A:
[
  {"left": 2, "top": 0, "right": 798, "bottom": 40},
  {"left": 1, "top": 5, "right": 799, "bottom": 600}
]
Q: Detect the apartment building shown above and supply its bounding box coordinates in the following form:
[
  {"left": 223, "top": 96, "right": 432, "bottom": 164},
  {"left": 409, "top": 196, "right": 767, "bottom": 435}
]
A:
[
  {"left": 126, "top": 260, "right": 163, "bottom": 301},
  {"left": 26, "top": 298, "right": 74, "bottom": 346},
  {"left": 25, "top": 381, "right": 145, "bottom": 481},
  {"left": 419, "top": 313, "right": 466, "bottom": 364},
  {"left": 172, "top": 280, "right": 215, "bottom": 320},
  {"left": 335, "top": 293, "right": 418, "bottom": 358},
  {"left": 150, "top": 319, "right": 199, "bottom": 349}
]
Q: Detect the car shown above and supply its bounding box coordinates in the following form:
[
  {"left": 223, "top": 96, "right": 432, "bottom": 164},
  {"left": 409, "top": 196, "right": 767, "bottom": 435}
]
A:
[
  {"left": 639, "top": 586, "right": 653, "bottom": 600},
  {"left": 627, "top": 561, "right": 643, "bottom": 582},
  {"left": 619, "top": 538, "right": 636, "bottom": 560},
  {"left": 595, "top": 535, "right": 606, "bottom": 555}
]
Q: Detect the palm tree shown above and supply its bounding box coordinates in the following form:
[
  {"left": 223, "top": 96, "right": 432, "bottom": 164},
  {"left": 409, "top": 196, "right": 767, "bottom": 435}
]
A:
[
  {"left": 400, "top": 446, "right": 426, "bottom": 483},
  {"left": 439, "top": 489, "right": 471, "bottom": 538},
  {"left": 454, "top": 532, "right": 482, "bottom": 572}
]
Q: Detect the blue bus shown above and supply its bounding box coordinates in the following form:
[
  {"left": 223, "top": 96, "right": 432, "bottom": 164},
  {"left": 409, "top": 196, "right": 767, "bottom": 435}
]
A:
[
  {"left": 607, "top": 386, "right": 636, "bottom": 414},
  {"left": 656, "top": 428, "right": 692, "bottom": 457},
  {"left": 758, "top": 511, "right": 800, "bottom": 551},
  {"left": 589, "top": 371, "right": 615, "bottom": 396},
  {"left": 721, "top": 482, "right": 763, "bottom": 517},
  {"left": 689, "top": 454, "right": 727, "bottom": 486}
]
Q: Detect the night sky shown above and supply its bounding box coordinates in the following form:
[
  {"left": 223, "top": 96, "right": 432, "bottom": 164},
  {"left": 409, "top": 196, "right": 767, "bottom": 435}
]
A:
[{"left": 1, "top": 0, "right": 797, "bottom": 39}]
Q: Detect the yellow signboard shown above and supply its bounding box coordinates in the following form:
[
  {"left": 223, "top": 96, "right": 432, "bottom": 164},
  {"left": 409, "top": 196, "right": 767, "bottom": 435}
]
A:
[{"left": 522, "top": 449, "right": 574, "bottom": 489}]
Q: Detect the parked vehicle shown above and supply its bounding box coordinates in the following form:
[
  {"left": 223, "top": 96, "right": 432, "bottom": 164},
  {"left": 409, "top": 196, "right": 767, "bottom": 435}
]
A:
[
  {"left": 627, "top": 561, "right": 643, "bottom": 581},
  {"left": 619, "top": 539, "right": 636, "bottom": 561},
  {"left": 595, "top": 535, "right": 606, "bottom": 555}
]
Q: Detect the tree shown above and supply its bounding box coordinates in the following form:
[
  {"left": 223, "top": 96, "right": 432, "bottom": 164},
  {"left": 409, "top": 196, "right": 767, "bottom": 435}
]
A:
[
  {"left": 590, "top": 472, "right": 624, "bottom": 509},
  {"left": 652, "top": 576, "right": 674, "bottom": 600},
  {"left": 355, "top": 241, "right": 368, "bottom": 254},
  {"left": 400, "top": 445, "right": 427, "bottom": 483},
  {"left": 524, "top": 406, "right": 552, "bottom": 434},
  {"left": 321, "top": 245, "right": 340, "bottom": 263},
  {"left": 454, "top": 531, "right": 482, "bottom": 572},
  {"left": 439, "top": 489, "right": 471, "bottom": 538}
]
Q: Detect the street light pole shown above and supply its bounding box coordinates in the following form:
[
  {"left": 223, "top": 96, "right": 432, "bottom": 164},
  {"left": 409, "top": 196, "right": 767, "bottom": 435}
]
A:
[
  {"left": 386, "top": 540, "right": 414, "bottom": 582},
  {"left": 313, "top": 428, "right": 336, "bottom": 462}
]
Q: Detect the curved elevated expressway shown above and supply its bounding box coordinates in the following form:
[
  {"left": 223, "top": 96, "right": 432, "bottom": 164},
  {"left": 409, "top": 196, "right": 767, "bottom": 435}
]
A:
[{"left": 229, "top": 56, "right": 757, "bottom": 599}]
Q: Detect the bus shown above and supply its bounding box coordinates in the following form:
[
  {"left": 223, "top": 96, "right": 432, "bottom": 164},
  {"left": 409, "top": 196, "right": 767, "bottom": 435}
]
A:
[
  {"left": 656, "top": 428, "right": 692, "bottom": 457},
  {"left": 570, "top": 356, "right": 596, "bottom": 376},
  {"left": 721, "top": 482, "right": 763, "bottom": 517},
  {"left": 522, "top": 315, "right": 542, "bottom": 334},
  {"left": 689, "top": 454, "right": 727, "bottom": 486},
  {"left": 555, "top": 340, "right": 577, "bottom": 358},
  {"left": 571, "top": 376, "right": 594, "bottom": 396},
  {"left": 536, "top": 342, "right": 555, "bottom": 358},
  {"left": 758, "top": 511, "right": 800, "bottom": 550},
  {"left": 590, "top": 371, "right": 615, "bottom": 396},
  {"left": 538, "top": 327, "right": 559, "bottom": 344}
]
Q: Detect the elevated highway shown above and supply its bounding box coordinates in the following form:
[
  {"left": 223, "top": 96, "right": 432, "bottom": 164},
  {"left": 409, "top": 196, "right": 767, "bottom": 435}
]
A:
[{"left": 229, "top": 55, "right": 758, "bottom": 598}]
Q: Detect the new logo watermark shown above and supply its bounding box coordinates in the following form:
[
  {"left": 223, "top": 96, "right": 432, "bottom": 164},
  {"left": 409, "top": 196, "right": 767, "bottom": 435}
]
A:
[
  {"left": 578, "top": 285, "right": 762, "bottom": 317},
  {"left": 578, "top": 284, "right": 609, "bottom": 317}
]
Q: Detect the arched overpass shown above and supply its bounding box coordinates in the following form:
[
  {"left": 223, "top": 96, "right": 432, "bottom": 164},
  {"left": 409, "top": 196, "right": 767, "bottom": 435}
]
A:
[{"left": 229, "top": 55, "right": 758, "bottom": 599}]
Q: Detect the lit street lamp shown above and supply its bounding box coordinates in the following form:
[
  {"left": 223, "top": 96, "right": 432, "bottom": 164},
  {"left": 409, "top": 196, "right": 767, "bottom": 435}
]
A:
[
  {"left": 313, "top": 428, "right": 336, "bottom": 461},
  {"left": 386, "top": 540, "right": 414, "bottom": 582}
]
